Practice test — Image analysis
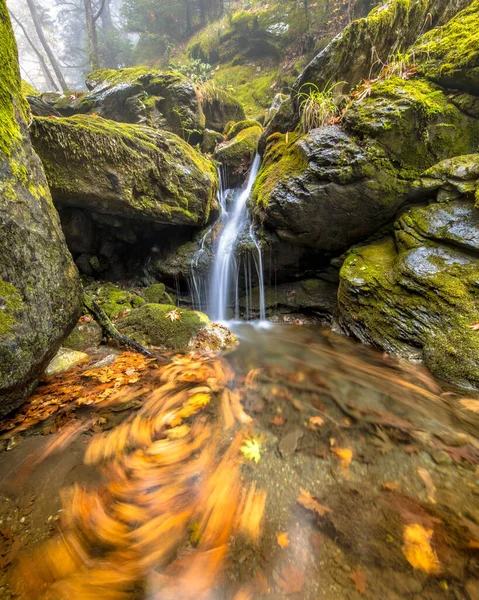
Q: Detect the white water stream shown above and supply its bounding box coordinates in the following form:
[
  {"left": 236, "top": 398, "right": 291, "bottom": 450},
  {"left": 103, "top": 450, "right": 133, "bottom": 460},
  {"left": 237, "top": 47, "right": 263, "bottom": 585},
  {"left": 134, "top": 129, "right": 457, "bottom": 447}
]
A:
[{"left": 190, "top": 155, "right": 266, "bottom": 322}]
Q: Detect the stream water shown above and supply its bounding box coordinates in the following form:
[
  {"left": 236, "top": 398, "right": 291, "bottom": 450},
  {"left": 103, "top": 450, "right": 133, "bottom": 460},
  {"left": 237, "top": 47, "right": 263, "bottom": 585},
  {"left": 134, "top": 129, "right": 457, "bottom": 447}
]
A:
[{"left": 1, "top": 324, "right": 478, "bottom": 599}]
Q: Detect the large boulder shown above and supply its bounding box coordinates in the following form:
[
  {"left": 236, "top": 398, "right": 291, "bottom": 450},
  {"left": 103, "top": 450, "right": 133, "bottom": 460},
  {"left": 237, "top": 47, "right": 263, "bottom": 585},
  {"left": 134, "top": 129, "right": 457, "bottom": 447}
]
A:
[
  {"left": 338, "top": 196, "right": 479, "bottom": 388},
  {"left": 0, "top": 3, "right": 82, "bottom": 415},
  {"left": 42, "top": 67, "right": 206, "bottom": 144},
  {"left": 30, "top": 115, "right": 219, "bottom": 227},
  {"left": 198, "top": 86, "right": 246, "bottom": 132},
  {"left": 252, "top": 78, "right": 479, "bottom": 252},
  {"left": 415, "top": 0, "right": 479, "bottom": 95}
]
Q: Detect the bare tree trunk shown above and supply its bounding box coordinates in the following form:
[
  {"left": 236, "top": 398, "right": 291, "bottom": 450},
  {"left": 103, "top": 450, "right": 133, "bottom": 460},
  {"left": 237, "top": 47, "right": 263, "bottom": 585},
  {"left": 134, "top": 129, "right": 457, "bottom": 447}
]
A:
[
  {"left": 24, "top": 0, "right": 68, "bottom": 91},
  {"left": 99, "top": 0, "right": 113, "bottom": 29},
  {"left": 84, "top": 0, "right": 100, "bottom": 71},
  {"left": 9, "top": 10, "right": 59, "bottom": 92}
]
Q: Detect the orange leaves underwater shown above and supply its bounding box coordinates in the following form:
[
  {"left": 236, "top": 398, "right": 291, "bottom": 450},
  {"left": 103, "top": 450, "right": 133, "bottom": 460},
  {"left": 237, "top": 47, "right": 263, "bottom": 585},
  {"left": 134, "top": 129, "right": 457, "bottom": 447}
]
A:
[{"left": 11, "top": 355, "right": 266, "bottom": 600}]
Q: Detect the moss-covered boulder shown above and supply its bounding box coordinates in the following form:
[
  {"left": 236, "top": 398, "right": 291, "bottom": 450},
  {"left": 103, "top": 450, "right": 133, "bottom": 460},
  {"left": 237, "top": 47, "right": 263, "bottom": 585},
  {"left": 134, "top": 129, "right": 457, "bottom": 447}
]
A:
[
  {"left": 65, "top": 68, "right": 205, "bottom": 144},
  {"left": 201, "top": 128, "right": 225, "bottom": 153},
  {"left": 214, "top": 124, "right": 262, "bottom": 186},
  {"left": 294, "top": 0, "right": 471, "bottom": 98},
  {"left": 415, "top": 0, "right": 479, "bottom": 95},
  {"left": 225, "top": 119, "right": 261, "bottom": 140},
  {"left": 338, "top": 199, "right": 479, "bottom": 388},
  {"left": 64, "top": 320, "right": 103, "bottom": 351},
  {"left": 253, "top": 78, "right": 479, "bottom": 252},
  {"left": 85, "top": 283, "right": 145, "bottom": 319},
  {"left": 198, "top": 86, "right": 246, "bottom": 132},
  {"left": 31, "top": 115, "right": 219, "bottom": 227},
  {"left": 142, "top": 283, "right": 174, "bottom": 304},
  {"left": 118, "top": 303, "right": 210, "bottom": 349},
  {"left": 0, "top": 2, "right": 82, "bottom": 415}
]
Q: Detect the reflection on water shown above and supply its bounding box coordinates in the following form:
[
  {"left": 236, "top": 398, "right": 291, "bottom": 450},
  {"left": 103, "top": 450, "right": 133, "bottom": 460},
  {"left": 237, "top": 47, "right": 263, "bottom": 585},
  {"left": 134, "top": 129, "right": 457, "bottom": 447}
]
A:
[{"left": 1, "top": 324, "right": 478, "bottom": 599}]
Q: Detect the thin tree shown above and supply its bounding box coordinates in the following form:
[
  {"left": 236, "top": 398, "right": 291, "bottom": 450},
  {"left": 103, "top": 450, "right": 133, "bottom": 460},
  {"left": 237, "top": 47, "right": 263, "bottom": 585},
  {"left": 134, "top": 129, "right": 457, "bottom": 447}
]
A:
[
  {"left": 24, "top": 0, "right": 68, "bottom": 91},
  {"left": 84, "top": 0, "right": 107, "bottom": 71},
  {"left": 9, "top": 10, "right": 59, "bottom": 91}
]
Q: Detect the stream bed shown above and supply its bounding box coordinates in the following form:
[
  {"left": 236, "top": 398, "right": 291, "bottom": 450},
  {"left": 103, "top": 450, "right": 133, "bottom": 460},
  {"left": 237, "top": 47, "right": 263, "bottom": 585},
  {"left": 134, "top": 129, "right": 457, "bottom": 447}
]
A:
[{"left": 0, "top": 324, "right": 478, "bottom": 599}]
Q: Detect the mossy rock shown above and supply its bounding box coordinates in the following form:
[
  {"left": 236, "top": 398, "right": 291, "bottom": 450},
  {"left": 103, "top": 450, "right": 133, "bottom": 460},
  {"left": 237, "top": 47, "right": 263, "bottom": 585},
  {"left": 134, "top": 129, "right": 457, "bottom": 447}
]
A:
[
  {"left": 411, "top": 154, "right": 479, "bottom": 202},
  {"left": 0, "top": 0, "right": 82, "bottom": 415},
  {"left": 142, "top": 283, "right": 174, "bottom": 304},
  {"left": 49, "top": 67, "right": 206, "bottom": 144},
  {"left": 225, "top": 119, "right": 261, "bottom": 140},
  {"left": 338, "top": 199, "right": 479, "bottom": 387},
  {"left": 85, "top": 283, "right": 145, "bottom": 319},
  {"left": 202, "top": 128, "right": 225, "bottom": 153},
  {"left": 21, "top": 80, "right": 40, "bottom": 98},
  {"left": 64, "top": 320, "right": 103, "bottom": 351},
  {"left": 118, "top": 303, "right": 210, "bottom": 349},
  {"left": 45, "top": 348, "right": 89, "bottom": 376},
  {"left": 30, "top": 115, "right": 219, "bottom": 227},
  {"left": 199, "top": 86, "right": 246, "bottom": 132},
  {"left": 414, "top": 0, "right": 479, "bottom": 95},
  {"left": 253, "top": 77, "right": 479, "bottom": 252},
  {"left": 214, "top": 124, "right": 262, "bottom": 185}
]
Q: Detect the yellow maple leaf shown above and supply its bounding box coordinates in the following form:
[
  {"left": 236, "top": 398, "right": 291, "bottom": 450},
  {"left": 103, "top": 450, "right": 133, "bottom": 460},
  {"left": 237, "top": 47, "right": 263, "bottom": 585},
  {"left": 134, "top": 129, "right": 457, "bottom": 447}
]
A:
[
  {"left": 276, "top": 531, "right": 290, "bottom": 548},
  {"left": 402, "top": 523, "right": 441, "bottom": 574},
  {"left": 332, "top": 448, "right": 353, "bottom": 473},
  {"left": 166, "top": 308, "right": 181, "bottom": 322},
  {"left": 240, "top": 438, "right": 262, "bottom": 463}
]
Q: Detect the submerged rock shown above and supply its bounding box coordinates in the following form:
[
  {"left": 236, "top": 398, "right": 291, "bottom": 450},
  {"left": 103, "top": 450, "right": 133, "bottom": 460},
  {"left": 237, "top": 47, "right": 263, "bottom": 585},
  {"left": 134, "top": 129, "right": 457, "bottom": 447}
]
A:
[
  {"left": 338, "top": 199, "right": 479, "bottom": 388},
  {"left": 43, "top": 67, "right": 206, "bottom": 144},
  {"left": 0, "top": 4, "right": 82, "bottom": 415},
  {"left": 45, "top": 348, "right": 89, "bottom": 377},
  {"left": 31, "top": 115, "right": 219, "bottom": 227}
]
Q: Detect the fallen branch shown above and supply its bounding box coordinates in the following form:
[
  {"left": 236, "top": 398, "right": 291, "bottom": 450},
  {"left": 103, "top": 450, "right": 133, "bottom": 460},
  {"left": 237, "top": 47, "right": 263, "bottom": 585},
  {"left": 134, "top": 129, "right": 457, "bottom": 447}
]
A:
[{"left": 83, "top": 291, "right": 153, "bottom": 357}]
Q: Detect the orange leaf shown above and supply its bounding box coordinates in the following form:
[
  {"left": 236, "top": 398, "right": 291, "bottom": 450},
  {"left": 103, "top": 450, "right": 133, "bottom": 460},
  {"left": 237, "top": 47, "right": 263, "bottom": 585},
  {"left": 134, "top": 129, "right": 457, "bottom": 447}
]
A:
[
  {"left": 349, "top": 567, "right": 367, "bottom": 594},
  {"left": 270, "top": 416, "right": 285, "bottom": 426},
  {"left": 332, "top": 447, "right": 353, "bottom": 473},
  {"left": 309, "top": 416, "right": 324, "bottom": 427},
  {"left": 296, "top": 489, "right": 331, "bottom": 517},
  {"left": 276, "top": 531, "right": 290, "bottom": 548}
]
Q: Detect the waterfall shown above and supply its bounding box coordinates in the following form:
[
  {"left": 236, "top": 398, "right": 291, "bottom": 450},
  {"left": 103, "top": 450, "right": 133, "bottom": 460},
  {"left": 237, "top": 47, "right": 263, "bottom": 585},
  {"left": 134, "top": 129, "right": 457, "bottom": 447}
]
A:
[{"left": 208, "top": 154, "right": 265, "bottom": 322}]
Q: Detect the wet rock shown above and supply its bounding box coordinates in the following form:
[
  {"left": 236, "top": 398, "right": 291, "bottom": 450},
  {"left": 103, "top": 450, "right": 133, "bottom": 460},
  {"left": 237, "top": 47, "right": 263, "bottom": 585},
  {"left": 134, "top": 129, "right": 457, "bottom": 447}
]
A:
[
  {"left": 64, "top": 320, "right": 103, "bottom": 352},
  {"left": 45, "top": 348, "right": 89, "bottom": 376},
  {"left": 142, "top": 283, "right": 174, "bottom": 305},
  {"left": 31, "top": 115, "right": 219, "bottom": 228},
  {"left": 59, "top": 208, "right": 96, "bottom": 255},
  {"left": 199, "top": 88, "right": 246, "bottom": 133},
  {"left": 279, "top": 429, "right": 304, "bottom": 458},
  {"left": 85, "top": 283, "right": 145, "bottom": 319},
  {"left": 0, "top": 4, "right": 82, "bottom": 415},
  {"left": 201, "top": 128, "right": 224, "bottom": 153},
  {"left": 47, "top": 67, "right": 206, "bottom": 144},
  {"left": 214, "top": 124, "right": 262, "bottom": 187},
  {"left": 338, "top": 199, "right": 479, "bottom": 387}
]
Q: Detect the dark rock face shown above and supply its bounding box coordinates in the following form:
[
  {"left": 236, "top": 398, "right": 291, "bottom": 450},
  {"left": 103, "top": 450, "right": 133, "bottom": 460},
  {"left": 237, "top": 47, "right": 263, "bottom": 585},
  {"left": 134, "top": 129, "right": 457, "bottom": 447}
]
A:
[
  {"left": 253, "top": 79, "right": 479, "bottom": 252},
  {"left": 0, "top": 2, "right": 82, "bottom": 415},
  {"left": 30, "top": 115, "right": 219, "bottom": 228},
  {"left": 338, "top": 197, "right": 479, "bottom": 388},
  {"left": 199, "top": 89, "right": 246, "bottom": 132},
  {"left": 41, "top": 68, "right": 206, "bottom": 144}
]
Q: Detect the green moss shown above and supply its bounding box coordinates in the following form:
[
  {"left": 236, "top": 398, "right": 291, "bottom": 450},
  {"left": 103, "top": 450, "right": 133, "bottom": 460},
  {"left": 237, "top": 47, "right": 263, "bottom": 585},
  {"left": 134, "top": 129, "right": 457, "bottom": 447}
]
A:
[
  {"left": 0, "top": 278, "right": 23, "bottom": 337},
  {"left": 226, "top": 119, "right": 261, "bottom": 139},
  {"left": 64, "top": 320, "right": 103, "bottom": 351},
  {"left": 252, "top": 131, "right": 307, "bottom": 208},
  {"left": 21, "top": 80, "right": 40, "bottom": 97},
  {"left": 142, "top": 283, "right": 174, "bottom": 304},
  {"left": 87, "top": 66, "right": 186, "bottom": 88},
  {"left": 414, "top": 0, "right": 479, "bottom": 92},
  {"left": 85, "top": 283, "right": 145, "bottom": 319},
  {"left": 214, "top": 124, "right": 262, "bottom": 169},
  {"left": 118, "top": 303, "right": 210, "bottom": 349},
  {"left": 0, "top": 2, "right": 24, "bottom": 157}
]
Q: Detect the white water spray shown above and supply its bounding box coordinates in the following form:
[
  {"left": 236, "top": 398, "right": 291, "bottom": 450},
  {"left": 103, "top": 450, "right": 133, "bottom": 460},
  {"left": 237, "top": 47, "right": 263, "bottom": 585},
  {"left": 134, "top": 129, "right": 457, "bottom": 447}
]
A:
[{"left": 209, "top": 154, "right": 265, "bottom": 322}]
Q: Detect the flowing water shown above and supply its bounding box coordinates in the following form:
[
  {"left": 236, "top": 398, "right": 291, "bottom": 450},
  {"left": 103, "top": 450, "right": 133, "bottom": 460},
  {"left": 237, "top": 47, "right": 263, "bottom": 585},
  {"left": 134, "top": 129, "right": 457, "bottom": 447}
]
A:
[{"left": 190, "top": 155, "right": 266, "bottom": 321}]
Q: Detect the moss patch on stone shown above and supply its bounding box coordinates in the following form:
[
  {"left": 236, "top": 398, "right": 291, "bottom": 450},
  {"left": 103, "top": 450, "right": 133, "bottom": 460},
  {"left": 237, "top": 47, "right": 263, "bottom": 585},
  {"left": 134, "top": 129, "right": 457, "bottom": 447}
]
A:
[
  {"left": 118, "top": 303, "right": 210, "bottom": 349},
  {"left": 226, "top": 119, "right": 261, "bottom": 139},
  {"left": 214, "top": 124, "right": 262, "bottom": 174},
  {"left": 142, "top": 283, "right": 174, "bottom": 304},
  {"left": 86, "top": 283, "right": 145, "bottom": 319},
  {"left": 0, "top": 278, "right": 23, "bottom": 337}
]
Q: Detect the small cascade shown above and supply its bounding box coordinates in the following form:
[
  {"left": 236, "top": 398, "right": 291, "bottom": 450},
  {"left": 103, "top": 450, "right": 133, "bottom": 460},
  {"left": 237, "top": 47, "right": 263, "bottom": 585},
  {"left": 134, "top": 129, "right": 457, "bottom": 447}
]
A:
[{"left": 208, "top": 154, "right": 265, "bottom": 321}]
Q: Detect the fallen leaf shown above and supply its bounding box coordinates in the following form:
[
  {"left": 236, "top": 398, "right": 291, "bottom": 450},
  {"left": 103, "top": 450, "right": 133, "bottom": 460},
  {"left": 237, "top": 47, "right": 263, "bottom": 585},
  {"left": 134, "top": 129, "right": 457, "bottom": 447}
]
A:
[
  {"left": 402, "top": 523, "right": 441, "bottom": 574},
  {"left": 468, "top": 321, "right": 479, "bottom": 330},
  {"left": 240, "top": 438, "right": 262, "bottom": 463},
  {"left": 460, "top": 399, "right": 479, "bottom": 413},
  {"left": 417, "top": 468, "right": 436, "bottom": 503},
  {"left": 382, "top": 482, "right": 399, "bottom": 492},
  {"left": 271, "top": 416, "right": 285, "bottom": 426},
  {"left": 309, "top": 416, "right": 324, "bottom": 427},
  {"left": 166, "top": 308, "right": 181, "bottom": 322},
  {"left": 276, "top": 531, "right": 290, "bottom": 548},
  {"left": 276, "top": 564, "right": 305, "bottom": 595},
  {"left": 296, "top": 489, "right": 331, "bottom": 517},
  {"left": 332, "top": 448, "right": 353, "bottom": 473},
  {"left": 349, "top": 567, "right": 367, "bottom": 594}
]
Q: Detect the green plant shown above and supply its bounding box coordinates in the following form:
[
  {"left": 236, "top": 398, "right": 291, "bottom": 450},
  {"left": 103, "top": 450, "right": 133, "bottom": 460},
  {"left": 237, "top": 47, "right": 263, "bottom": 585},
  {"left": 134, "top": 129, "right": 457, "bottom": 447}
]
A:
[
  {"left": 169, "top": 58, "right": 213, "bottom": 83},
  {"left": 296, "top": 80, "right": 345, "bottom": 132}
]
